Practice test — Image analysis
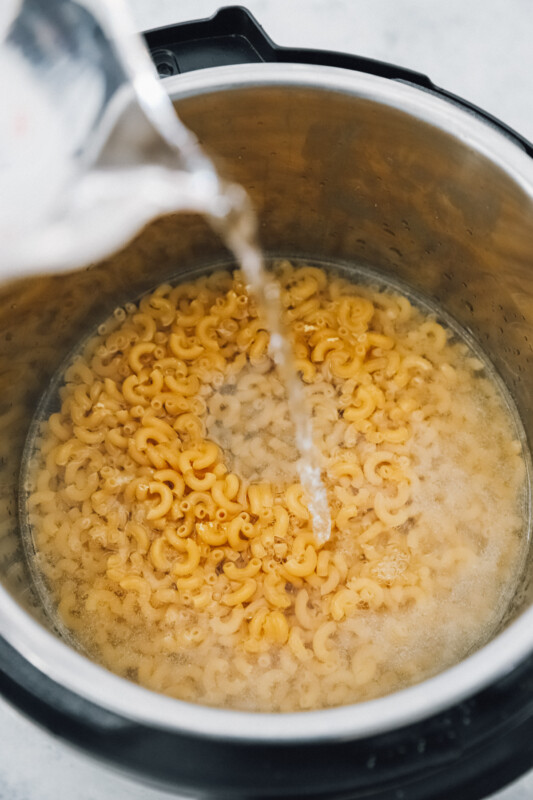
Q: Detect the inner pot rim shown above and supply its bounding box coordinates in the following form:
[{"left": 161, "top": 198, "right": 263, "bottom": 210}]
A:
[{"left": 2, "top": 63, "right": 533, "bottom": 744}]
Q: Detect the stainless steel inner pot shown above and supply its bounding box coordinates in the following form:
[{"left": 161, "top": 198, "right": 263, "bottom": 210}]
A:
[{"left": 1, "top": 64, "right": 533, "bottom": 744}]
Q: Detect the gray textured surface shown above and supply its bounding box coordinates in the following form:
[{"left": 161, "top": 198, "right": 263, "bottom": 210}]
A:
[{"left": 1, "top": 1, "right": 533, "bottom": 798}]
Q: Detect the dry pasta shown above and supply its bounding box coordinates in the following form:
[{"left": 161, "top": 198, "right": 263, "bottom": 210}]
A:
[{"left": 25, "top": 262, "right": 528, "bottom": 712}]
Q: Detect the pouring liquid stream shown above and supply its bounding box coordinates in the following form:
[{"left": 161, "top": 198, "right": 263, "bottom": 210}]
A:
[{"left": 209, "top": 185, "right": 332, "bottom": 543}]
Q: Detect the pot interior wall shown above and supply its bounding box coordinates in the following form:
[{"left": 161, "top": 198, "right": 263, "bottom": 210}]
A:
[{"left": 1, "top": 82, "right": 532, "bottom": 640}]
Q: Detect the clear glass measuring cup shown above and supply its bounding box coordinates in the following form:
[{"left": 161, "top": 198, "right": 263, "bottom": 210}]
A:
[{"left": 0, "top": 0, "right": 228, "bottom": 279}]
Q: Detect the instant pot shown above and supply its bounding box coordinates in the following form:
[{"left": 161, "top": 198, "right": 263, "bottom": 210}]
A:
[{"left": 1, "top": 7, "right": 533, "bottom": 798}]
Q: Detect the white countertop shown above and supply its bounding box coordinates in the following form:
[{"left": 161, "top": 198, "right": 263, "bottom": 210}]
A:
[{"left": 2, "top": 1, "right": 533, "bottom": 798}]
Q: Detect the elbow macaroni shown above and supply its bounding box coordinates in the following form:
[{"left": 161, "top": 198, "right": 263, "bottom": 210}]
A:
[{"left": 25, "top": 262, "right": 527, "bottom": 713}]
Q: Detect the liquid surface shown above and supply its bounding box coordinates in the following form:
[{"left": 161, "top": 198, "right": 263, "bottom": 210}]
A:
[{"left": 24, "top": 263, "right": 529, "bottom": 712}]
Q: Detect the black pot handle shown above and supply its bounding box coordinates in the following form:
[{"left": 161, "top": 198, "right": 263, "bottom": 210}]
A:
[
  {"left": 143, "top": 5, "right": 533, "bottom": 160},
  {"left": 143, "top": 6, "right": 433, "bottom": 86}
]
